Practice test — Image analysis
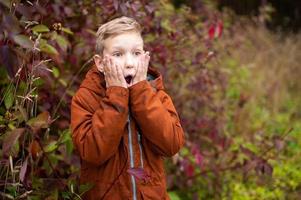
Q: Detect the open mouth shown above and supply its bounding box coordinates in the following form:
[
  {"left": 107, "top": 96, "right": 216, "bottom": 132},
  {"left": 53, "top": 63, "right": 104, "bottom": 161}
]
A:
[{"left": 124, "top": 75, "right": 133, "bottom": 84}]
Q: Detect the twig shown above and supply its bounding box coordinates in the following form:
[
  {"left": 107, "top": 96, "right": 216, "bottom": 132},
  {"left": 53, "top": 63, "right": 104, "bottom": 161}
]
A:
[
  {"left": 51, "top": 57, "right": 94, "bottom": 119},
  {"left": 186, "top": 127, "right": 294, "bottom": 180}
]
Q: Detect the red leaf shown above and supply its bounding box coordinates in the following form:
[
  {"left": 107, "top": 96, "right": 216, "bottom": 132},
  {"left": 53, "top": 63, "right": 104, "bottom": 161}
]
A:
[
  {"left": 216, "top": 21, "right": 223, "bottom": 38},
  {"left": 2, "top": 14, "right": 21, "bottom": 36},
  {"left": 191, "top": 145, "right": 204, "bottom": 168},
  {"left": 27, "top": 111, "right": 51, "bottom": 129},
  {"left": 185, "top": 164, "right": 195, "bottom": 177},
  {"left": 0, "top": 45, "right": 19, "bottom": 78},
  {"left": 131, "top": 2, "right": 142, "bottom": 12},
  {"left": 19, "top": 156, "right": 28, "bottom": 182},
  {"left": 29, "top": 140, "right": 42, "bottom": 160},
  {"left": 113, "top": 0, "right": 119, "bottom": 11},
  {"left": 145, "top": 4, "right": 155, "bottom": 14},
  {"left": 195, "top": 152, "right": 203, "bottom": 167},
  {"left": 208, "top": 21, "right": 223, "bottom": 40},
  {"left": 208, "top": 24, "right": 215, "bottom": 40},
  {"left": 2, "top": 128, "right": 25, "bottom": 157},
  {"left": 180, "top": 158, "right": 195, "bottom": 177},
  {"left": 127, "top": 167, "right": 151, "bottom": 183}
]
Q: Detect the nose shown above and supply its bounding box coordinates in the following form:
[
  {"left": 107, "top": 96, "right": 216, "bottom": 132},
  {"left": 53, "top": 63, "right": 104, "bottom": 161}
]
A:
[{"left": 125, "top": 53, "right": 135, "bottom": 69}]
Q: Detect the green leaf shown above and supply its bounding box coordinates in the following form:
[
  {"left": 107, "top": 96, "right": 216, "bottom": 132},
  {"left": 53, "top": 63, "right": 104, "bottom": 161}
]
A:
[
  {"left": 0, "top": 67, "right": 8, "bottom": 79},
  {"left": 55, "top": 35, "right": 69, "bottom": 51},
  {"left": 67, "top": 89, "right": 75, "bottom": 97},
  {"left": 79, "top": 183, "right": 94, "bottom": 196},
  {"left": 0, "top": 0, "right": 12, "bottom": 8},
  {"left": 44, "top": 141, "right": 58, "bottom": 153},
  {"left": 168, "top": 191, "right": 181, "bottom": 200},
  {"left": 6, "top": 185, "right": 17, "bottom": 198},
  {"left": 33, "top": 77, "right": 44, "bottom": 86},
  {"left": 31, "top": 24, "right": 50, "bottom": 33},
  {"left": 52, "top": 67, "right": 60, "bottom": 78},
  {"left": 179, "top": 146, "right": 190, "bottom": 156},
  {"left": 13, "top": 34, "right": 33, "bottom": 49},
  {"left": 59, "top": 78, "right": 67, "bottom": 87},
  {"left": 61, "top": 191, "right": 71, "bottom": 199},
  {"left": 39, "top": 39, "right": 59, "bottom": 55},
  {"left": 48, "top": 188, "right": 58, "bottom": 200},
  {"left": 58, "top": 129, "right": 71, "bottom": 144},
  {"left": 4, "top": 85, "right": 15, "bottom": 109},
  {"left": 161, "top": 19, "right": 173, "bottom": 32},
  {"left": 61, "top": 27, "right": 74, "bottom": 35},
  {"left": 66, "top": 139, "right": 73, "bottom": 156},
  {"left": 40, "top": 43, "right": 59, "bottom": 55},
  {"left": 27, "top": 111, "right": 50, "bottom": 129}
]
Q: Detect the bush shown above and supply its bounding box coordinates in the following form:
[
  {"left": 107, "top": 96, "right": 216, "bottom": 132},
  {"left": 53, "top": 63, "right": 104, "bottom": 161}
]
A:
[{"left": 1, "top": 0, "right": 300, "bottom": 199}]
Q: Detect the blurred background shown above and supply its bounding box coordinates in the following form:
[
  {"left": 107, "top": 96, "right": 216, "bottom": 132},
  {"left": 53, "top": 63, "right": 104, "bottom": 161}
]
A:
[{"left": 0, "top": 0, "right": 300, "bottom": 199}]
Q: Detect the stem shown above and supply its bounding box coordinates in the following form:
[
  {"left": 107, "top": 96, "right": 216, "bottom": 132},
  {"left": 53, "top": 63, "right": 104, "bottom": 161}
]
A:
[
  {"left": 186, "top": 127, "right": 294, "bottom": 180},
  {"left": 51, "top": 57, "right": 94, "bottom": 119}
]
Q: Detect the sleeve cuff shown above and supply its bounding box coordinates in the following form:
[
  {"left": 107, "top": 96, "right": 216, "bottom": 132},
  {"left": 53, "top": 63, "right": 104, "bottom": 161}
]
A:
[
  {"left": 105, "top": 86, "right": 129, "bottom": 103},
  {"left": 128, "top": 80, "right": 150, "bottom": 92},
  {"left": 128, "top": 80, "right": 157, "bottom": 105}
]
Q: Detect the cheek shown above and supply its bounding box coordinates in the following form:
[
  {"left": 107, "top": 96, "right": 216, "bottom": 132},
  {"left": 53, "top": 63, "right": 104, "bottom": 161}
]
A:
[
  {"left": 112, "top": 58, "right": 123, "bottom": 68},
  {"left": 114, "top": 60, "right": 127, "bottom": 73},
  {"left": 132, "top": 58, "right": 140, "bottom": 67}
]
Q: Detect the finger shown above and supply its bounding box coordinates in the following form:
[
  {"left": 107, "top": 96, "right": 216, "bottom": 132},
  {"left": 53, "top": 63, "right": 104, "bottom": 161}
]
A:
[
  {"left": 139, "top": 58, "right": 144, "bottom": 76},
  {"left": 145, "top": 51, "right": 150, "bottom": 61},
  {"left": 116, "top": 63, "right": 125, "bottom": 85},
  {"left": 107, "top": 57, "right": 110, "bottom": 68},
  {"left": 146, "top": 51, "right": 150, "bottom": 63},
  {"left": 142, "top": 53, "right": 148, "bottom": 72},
  {"left": 104, "top": 58, "right": 109, "bottom": 76},
  {"left": 108, "top": 57, "right": 115, "bottom": 79},
  {"left": 109, "top": 57, "right": 117, "bottom": 78},
  {"left": 103, "top": 58, "right": 107, "bottom": 74},
  {"left": 104, "top": 67, "right": 109, "bottom": 87},
  {"left": 103, "top": 57, "right": 107, "bottom": 68},
  {"left": 137, "top": 58, "right": 142, "bottom": 75},
  {"left": 115, "top": 61, "right": 121, "bottom": 79}
]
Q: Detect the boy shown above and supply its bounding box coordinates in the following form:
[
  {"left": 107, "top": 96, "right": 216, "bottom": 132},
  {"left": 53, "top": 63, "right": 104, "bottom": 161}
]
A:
[{"left": 71, "top": 16, "right": 185, "bottom": 200}]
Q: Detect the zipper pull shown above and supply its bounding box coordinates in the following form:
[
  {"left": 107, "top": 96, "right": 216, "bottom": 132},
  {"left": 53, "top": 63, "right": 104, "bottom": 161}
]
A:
[{"left": 138, "top": 132, "right": 141, "bottom": 142}]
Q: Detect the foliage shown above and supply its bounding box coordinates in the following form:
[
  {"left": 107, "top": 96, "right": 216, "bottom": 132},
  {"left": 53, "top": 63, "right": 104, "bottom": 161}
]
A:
[{"left": 0, "top": 0, "right": 300, "bottom": 199}]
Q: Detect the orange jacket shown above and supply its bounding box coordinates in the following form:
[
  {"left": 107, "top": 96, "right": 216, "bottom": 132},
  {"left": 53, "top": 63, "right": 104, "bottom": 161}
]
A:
[{"left": 70, "top": 64, "right": 185, "bottom": 200}]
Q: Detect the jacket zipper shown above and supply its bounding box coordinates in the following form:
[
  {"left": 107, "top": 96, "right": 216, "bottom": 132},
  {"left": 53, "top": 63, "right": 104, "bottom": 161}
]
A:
[
  {"left": 137, "top": 132, "right": 144, "bottom": 168},
  {"left": 128, "top": 114, "right": 137, "bottom": 200},
  {"left": 128, "top": 113, "right": 145, "bottom": 200}
]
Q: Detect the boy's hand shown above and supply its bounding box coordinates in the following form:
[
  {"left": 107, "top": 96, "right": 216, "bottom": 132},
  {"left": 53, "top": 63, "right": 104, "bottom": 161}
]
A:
[
  {"left": 130, "top": 51, "right": 150, "bottom": 87},
  {"left": 103, "top": 56, "right": 128, "bottom": 88}
]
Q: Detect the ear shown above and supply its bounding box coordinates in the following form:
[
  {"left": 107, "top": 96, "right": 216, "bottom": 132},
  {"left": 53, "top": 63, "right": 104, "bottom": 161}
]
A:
[{"left": 93, "top": 54, "right": 104, "bottom": 72}]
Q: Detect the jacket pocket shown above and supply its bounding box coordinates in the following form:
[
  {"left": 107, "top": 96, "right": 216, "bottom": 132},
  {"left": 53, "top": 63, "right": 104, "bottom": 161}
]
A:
[
  {"left": 139, "top": 184, "right": 165, "bottom": 200},
  {"left": 81, "top": 181, "right": 129, "bottom": 200}
]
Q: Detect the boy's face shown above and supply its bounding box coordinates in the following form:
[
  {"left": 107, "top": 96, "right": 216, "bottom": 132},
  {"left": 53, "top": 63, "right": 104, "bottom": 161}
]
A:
[{"left": 94, "top": 31, "right": 144, "bottom": 86}]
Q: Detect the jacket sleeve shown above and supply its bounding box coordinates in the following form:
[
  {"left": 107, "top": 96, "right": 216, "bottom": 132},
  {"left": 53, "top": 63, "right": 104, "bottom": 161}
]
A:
[
  {"left": 129, "top": 80, "right": 185, "bottom": 157},
  {"left": 71, "top": 86, "right": 129, "bottom": 166}
]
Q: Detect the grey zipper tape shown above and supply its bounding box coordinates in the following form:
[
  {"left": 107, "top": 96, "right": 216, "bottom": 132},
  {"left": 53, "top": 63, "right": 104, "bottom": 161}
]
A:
[{"left": 128, "top": 114, "right": 137, "bottom": 200}]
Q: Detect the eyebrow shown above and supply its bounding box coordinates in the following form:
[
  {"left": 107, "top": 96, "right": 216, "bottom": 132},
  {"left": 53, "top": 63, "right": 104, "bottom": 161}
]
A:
[{"left": 111, "top": 45, "right": 143, "bottom": 50}]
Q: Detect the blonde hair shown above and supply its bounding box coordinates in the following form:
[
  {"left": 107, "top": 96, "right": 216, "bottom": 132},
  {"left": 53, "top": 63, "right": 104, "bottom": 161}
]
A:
[{"left": 95, "top": 16, "right": 143, "bottom": 54}]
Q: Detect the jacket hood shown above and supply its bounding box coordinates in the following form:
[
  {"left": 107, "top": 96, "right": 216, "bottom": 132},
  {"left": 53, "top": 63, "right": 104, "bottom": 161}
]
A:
[{"left": 79, "top": 64, "right": 165, "bottom": 96}]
